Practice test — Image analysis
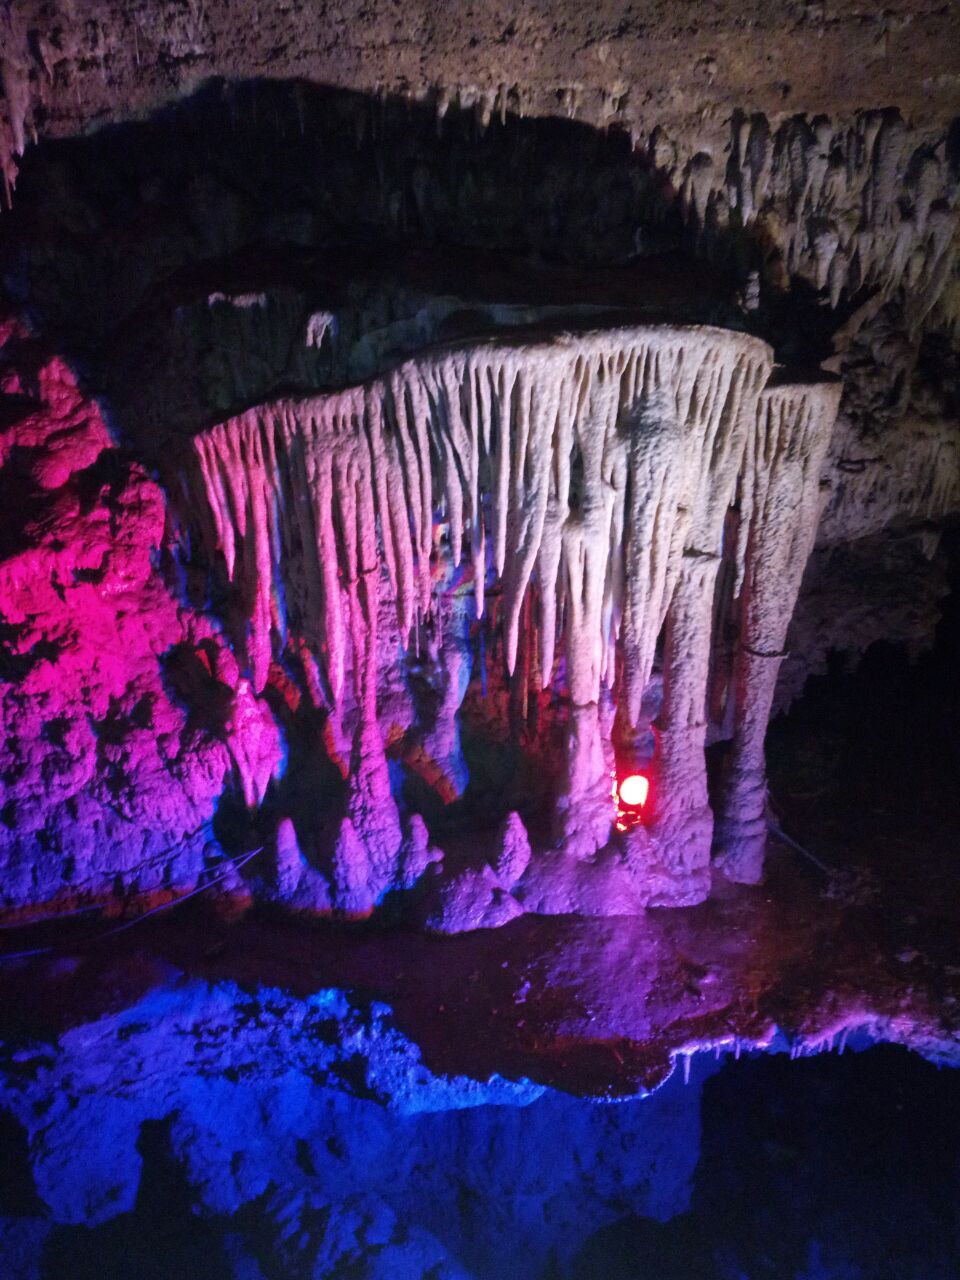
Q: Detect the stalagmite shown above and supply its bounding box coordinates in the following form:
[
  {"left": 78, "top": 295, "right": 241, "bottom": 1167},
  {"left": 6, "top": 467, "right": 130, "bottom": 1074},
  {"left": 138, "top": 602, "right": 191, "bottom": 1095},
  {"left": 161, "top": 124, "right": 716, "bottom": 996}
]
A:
[
  {"left": 399, "top": 813, "right": 443, "bottom": 889},
  {"left": 331, "top": 815, "right": 375, "bottom": 915},
  {"left": 715, "top": 376, "right": 842, "bottom": 884},
  {"left": 493, "top": 812, "right": 532, "bottom": 888}
]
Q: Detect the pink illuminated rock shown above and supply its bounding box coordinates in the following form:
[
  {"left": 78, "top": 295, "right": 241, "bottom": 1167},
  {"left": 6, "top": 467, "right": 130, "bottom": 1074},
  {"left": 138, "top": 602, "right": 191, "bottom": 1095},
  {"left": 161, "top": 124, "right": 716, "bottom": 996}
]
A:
[
  {"left": 274, "top": 818, "right": 306, "bottom": 898},
  {"left": 517, "top": 846, "right": 646, "bottom": 918},
  {"left": 226, "top": 677, "right": 282, "bottom": 808},
  {"left": 270, "top": 818, "right": 332, "bottom": 912},
  {"left": 493, "top": 812, "right": 532, "bottom": 889},
  {"left": 554, "top": 703, "right": 615, "bottom": 860},
  {"left": 399, "top": 814, "right": 444, "bottom": 890},
  {"left": 423, "top": 865, "right": 524, "bottom": 934},
  {"left": 332, "top": 816, "right": 375, "bottom": 916},
  {"left": 0, "top": 318, "right": 282, "bottom": 915}
]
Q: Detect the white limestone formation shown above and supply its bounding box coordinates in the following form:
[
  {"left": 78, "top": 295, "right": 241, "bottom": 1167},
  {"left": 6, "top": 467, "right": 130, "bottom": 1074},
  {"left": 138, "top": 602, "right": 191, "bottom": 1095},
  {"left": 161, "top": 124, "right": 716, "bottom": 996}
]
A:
[
  {"left": 191, "top": 322, "right": 845, "bottom": 911},
  {"left": 715, "top": 377, "right": 843, "bottom": 884},
  {"left": 707, "top": 112, "right": 959, "bottom": 324},
  {"left": 193, "top": 325, "right": 772, "bottom": 707},
  {"left": 642, "top": 346, "right": 769, "bottom": 900}
]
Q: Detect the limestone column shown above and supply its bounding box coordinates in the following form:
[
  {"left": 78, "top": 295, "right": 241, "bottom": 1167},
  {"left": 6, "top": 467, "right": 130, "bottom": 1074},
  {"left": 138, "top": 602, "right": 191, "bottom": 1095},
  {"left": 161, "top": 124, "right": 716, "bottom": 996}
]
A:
[
  {"left": 647, "top": 552, "right": 721, "bottom": 902},
  {"left": 645, "top": 348, "right": 772, "bottom": 904},
  {"left": 715, "top": 377, "right": 841, "bottom": 883}
]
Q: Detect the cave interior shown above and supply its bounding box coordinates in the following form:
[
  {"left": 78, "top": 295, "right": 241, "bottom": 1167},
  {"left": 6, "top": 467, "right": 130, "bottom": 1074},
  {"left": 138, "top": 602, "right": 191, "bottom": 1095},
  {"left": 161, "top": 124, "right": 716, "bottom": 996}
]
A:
[{"left": 1, "top": 9, "right": 960, "bottom": 1277}]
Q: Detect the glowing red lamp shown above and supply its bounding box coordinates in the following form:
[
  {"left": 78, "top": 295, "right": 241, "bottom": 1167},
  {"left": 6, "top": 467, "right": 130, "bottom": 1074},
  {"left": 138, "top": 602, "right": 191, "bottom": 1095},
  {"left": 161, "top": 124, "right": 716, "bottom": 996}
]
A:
[{"left": 618, "top": 772, "right": 649, "bottom": 809}]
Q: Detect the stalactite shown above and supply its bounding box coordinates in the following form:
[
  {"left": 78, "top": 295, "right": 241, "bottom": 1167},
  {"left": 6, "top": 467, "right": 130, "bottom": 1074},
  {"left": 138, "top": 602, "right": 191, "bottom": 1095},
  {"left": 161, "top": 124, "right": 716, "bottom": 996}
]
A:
[
  {"left": 715, "top": 376, "right": 842, "bottom": 885},
  {"left": 620, "top": 341, "right": 772, "bottom": 727},
  {"left": 192, "top": 324, "right": 772, "bottom": 716},
  {"left": 191, "top": 322, "right": 778, "bottom": 905},
  {"left": 0, "top": 54, "right": 30, "bottom": 206},
  {"left": 643, "top": 347, "right": 770, "bottom": 899},
  {"left": 671, "top": 110, "right": 960, "bottom": 324}
]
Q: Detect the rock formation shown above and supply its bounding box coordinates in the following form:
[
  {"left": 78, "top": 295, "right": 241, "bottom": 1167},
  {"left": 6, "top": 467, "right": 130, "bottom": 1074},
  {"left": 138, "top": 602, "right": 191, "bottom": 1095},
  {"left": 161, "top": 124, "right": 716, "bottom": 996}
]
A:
[
  {"left": 0, "top": 8, "right": 959, "bottom": 1275},
  {"left": 0, "top": 9, "right": 957, "bottom": 929},
  {"left": 715, "top": 376, "right": 843, "bottom": 883},
  {"left": 184, "top": 322, "right": 851, "bottom": 913},
  {"left": 0, "top": 317, "right": 283, "bottom": 913}
]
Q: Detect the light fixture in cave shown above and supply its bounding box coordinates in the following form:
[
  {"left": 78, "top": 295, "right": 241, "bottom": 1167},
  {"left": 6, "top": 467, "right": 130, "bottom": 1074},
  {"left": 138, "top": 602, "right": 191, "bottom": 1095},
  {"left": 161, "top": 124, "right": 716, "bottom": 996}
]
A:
[{"left": 618, "top": 773, "right": 650, "bottom": 811}]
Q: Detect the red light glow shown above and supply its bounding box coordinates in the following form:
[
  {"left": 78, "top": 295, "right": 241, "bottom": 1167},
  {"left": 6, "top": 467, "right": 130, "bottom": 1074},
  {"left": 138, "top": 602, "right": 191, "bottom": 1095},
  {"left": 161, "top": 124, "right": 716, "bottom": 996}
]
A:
[{"left": 618, "top": 773, "right": 649, "bottom": 808}]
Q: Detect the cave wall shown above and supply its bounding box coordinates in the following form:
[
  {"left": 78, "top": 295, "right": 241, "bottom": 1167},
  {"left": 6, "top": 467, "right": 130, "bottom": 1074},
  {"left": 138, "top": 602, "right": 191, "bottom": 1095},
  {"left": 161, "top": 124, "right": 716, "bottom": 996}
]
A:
[{"left": 0, "top": 316, "right": 282, "bottom": 913}]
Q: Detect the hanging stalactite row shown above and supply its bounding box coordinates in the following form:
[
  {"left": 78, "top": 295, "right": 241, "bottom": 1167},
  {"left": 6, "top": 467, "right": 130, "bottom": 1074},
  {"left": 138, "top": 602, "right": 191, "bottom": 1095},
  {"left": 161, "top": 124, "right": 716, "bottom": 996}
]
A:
[{"left": 189, "top": 323, "right": 841, "bottom": 911}]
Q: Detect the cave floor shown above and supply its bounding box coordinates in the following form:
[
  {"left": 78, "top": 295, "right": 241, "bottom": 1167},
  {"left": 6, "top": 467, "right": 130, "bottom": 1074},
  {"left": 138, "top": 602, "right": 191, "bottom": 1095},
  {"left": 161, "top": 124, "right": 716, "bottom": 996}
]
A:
[{"left": 2, "top": 812, "right": 958, "bottom": 1100}]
